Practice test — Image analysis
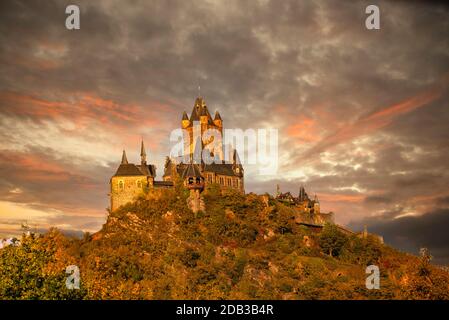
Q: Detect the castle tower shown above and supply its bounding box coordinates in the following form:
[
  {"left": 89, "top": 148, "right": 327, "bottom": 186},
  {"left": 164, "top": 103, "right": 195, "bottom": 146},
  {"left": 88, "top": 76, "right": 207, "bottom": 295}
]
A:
[
  {"left": 182, "top": 96, "right": 224, "bottom": 161},
  {"left": 181, "top": 111, "right": 190, "bottom": 129},
  {"left": 232, "top": 149, "right": 242, "bottom": 174},
  {"left": 182, "top": 163, "right": 205, "bottom": 214},
  {"left": 110, "top": 149, "right": 147, "bottom": 212},
  {"left": 213, "top": 111, "right": 222, "bottom": 128},
  {"left": 299, "top": 185, "right": 307, "bottom": 202},
  {"left": 313, "top": 194, "right": 320, "bottom": 214},
  {"left": 362, "top": 225, "right": 368, "bottom": 239},
  {"left": 162, "top": 95, "right": 245, "bottom": 194}
]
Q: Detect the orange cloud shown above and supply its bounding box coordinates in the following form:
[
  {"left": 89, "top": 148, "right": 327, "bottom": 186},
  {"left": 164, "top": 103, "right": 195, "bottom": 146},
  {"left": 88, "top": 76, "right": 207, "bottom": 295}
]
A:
[
  {"left": 0, "top": 91, "right": 178, "bottom": 153},
  {"left": 0, "top": 91, "right": 169, "bottom": 129},
  {"left": 300, "top": 82, "right": 445, "bottom": 161},
  {"left": 319, "top": 193, "right": 365, "bottom": 203},
  {"left": 0, "top": 151, "right": 94, "bottom": 185},
  {"left": 286, "top": 116, "right": 320, "bottom": 142}
]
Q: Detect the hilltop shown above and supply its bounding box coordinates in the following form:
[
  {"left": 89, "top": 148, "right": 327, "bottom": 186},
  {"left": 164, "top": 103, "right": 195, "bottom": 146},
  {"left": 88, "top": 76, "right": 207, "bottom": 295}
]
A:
[{"left": 1, "top": 183, "right": 448, "bottom": 300}]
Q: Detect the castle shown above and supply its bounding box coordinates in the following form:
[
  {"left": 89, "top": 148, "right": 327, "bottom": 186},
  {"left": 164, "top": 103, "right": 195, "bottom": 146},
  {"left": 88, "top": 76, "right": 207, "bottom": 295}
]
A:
[
  {"left": 109, "top": 96, "right": 334, "bottom": 228},
  {"left": 275, "top": 185, "right": 335, "bottom": 226},
  {"left": 110, "top": 96, "right": 244, "bottom": 212}
]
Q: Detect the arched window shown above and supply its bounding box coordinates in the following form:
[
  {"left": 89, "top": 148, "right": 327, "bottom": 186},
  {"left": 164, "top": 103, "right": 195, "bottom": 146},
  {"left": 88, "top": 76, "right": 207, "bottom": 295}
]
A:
[
  {"left": 118, "top": 180, "right": 124, "bottom": 190},
  {"left": 196, "top": 177, "right": 201, "bottom": 184}
]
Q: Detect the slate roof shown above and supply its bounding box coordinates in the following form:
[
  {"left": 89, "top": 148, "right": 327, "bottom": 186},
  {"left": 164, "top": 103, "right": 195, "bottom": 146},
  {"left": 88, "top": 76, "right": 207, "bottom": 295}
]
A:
[
  {"left": 137, "top": 164, "right": 156, "bottom": 177},
  {"left": 189, "top": 97, "right": 214, "bottom": 125},
  {"left": 214, "top": 111, "right": 222, "bottom": 121},
  {"left": 113, "top": 164, "right": 145, "bottom": 177},
  {"left": 114, "top": 163, "right": 156, "bottom": 177},
  {"left": 204, "top": 163, "right": 241, "bottom": 177},
  {"left": 182, "top": 163, "right": 202, "bottom": 178},
  {"left": 163, "top": 161, "right": 185, "bottom": 177}
]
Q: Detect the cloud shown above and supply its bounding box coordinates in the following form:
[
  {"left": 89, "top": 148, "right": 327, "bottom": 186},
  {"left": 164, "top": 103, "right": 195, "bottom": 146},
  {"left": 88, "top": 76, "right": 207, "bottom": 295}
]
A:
[
  {"left": 0, "top": 0, "right": 448, "bottom": 262},
  {"left": 297, "top": 86, "right": 445, "bottom": 163},
  {"left": 349, "top": 209, "right": 449, "bottom": 266}
]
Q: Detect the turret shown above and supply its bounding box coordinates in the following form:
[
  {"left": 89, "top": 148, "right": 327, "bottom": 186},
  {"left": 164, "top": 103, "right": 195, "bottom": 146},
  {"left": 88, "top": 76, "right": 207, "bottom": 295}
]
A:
[
  {"left": 213, "top": 111, "right": 222, "bottom": 128},
  {"left": 298, "top": 185, "right": 305, "bottom": 202},
  {"left": 182, "top": 111, "right": 190, "bottom": 128},
  {"left": 121, "top": 150, "right": 128, "bottom": 164},
  {"left": 232, "top": 149, "right": 243, "bottom": 176},
  {"left": 182, "top": 163, "right": 204, "bottom": 191},
  {"left": 140, "top": 140, "right": 147, "bottom": 165},
  {"left": 313, "top": 194, "right": 320, "bottom": 214},
  {"left": 363, "top": 225, "right": 368, "bottom": 239},
  {"left": 191, "top": 97, "right": 205, "bottom": 121}
]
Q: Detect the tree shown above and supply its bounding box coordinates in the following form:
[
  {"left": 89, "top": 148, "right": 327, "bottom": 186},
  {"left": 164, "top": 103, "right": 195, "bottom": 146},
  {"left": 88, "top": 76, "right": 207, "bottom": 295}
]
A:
[{"left": 318, "top": 223, "right": 348, "bottom": 257}]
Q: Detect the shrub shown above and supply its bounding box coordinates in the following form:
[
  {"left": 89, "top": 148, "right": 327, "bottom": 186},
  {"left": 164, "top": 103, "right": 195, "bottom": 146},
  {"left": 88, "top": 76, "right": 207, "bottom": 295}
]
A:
[{"left": 318, "top": 223, "right": 348, "bottom": 257}]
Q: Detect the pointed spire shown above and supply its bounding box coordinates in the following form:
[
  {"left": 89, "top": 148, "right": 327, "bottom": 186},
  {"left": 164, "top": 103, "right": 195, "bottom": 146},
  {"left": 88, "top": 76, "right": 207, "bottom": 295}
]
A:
[
  {"left": 121, "top": 150, "right": 128, "bottom": 164},
  {"left": 182, "top": 111, "right": 189, "bottom": 120},
  {"left": 140, "top": 140, "right": 147, "bottom": 164},
  {"left": 191, "top": 96, "right": 206, "bottom": 121},
  {"left": 299, "top": 185, "right": 306, "bottom": 201},
  {"left": 214, "top": 111, "right": 222, "bottom": 120}
]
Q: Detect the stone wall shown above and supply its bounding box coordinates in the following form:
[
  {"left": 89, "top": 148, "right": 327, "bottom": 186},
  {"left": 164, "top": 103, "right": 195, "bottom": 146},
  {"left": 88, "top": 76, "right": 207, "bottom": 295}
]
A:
[
  {"left": 204, "top": 172, "right": 244, "bottom": 193},
  {"left": 110, "top": 176, "right": 146, "bottom": 211}
]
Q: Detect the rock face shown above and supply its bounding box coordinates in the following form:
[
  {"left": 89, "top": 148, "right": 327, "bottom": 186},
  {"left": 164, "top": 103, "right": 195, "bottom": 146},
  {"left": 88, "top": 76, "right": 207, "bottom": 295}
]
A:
[
  {"left": 303, "top": 235, "right": 313, "bottom": 247},
  {"left": 187, "top": 189, "right": 205, "bottom": 214}
]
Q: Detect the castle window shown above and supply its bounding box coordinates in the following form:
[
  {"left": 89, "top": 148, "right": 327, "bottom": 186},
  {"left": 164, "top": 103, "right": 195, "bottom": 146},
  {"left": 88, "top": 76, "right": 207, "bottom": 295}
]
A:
[
  {"left": 227, "top": 178, "right": 231, "bottom": 187},
  {"left": 220, "top": 177, "right": 224, "bottom": 185},
  {"left": 196, "top": 177, "right": 201, "bottom": 184},
  {"left": 118, "top": 180, "right": 124, "bottom": 190},
  {"left": 188, "top": 177, "right": 193, "bottom": 184}
]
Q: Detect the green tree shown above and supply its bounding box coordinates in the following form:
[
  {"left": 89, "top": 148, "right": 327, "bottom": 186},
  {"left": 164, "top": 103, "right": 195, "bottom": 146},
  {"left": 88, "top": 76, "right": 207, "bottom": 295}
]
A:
[{"left": 318, "top": 223, "right": 348, "bottom": 257}]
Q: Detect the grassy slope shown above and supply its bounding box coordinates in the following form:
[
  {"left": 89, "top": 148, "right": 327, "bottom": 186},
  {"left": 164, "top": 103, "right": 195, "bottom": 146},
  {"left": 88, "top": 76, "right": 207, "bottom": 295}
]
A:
[{"left": 1, "top": 183, "right": 448, "bottom": 299}]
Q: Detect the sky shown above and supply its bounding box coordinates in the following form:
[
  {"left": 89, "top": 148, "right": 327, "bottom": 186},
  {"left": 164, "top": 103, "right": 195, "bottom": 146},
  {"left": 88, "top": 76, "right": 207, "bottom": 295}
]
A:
[{"left": 0, "top": 0, "right": 448, "bottom": 264}]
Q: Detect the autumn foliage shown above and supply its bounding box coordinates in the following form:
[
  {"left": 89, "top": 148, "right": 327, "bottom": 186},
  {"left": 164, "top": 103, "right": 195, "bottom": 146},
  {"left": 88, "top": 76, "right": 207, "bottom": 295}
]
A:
[{"left": 1, "top": 184, "right": 448, "bottom": 300}]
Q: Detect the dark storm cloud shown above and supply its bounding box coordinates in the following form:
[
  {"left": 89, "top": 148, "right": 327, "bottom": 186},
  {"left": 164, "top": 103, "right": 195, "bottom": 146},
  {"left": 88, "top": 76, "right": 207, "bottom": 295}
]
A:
[
  {"left": 0, "top": 0, "right": 448, "bottom": 262},
  {"left": 349, "top": 209, "right": 449, "bottom": 265},
  {"left": 437, "top": 196, "right": 449, "bottom": 207},
  {"left": 364, "top": 195, "right": 393, "bottom": 204}
]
